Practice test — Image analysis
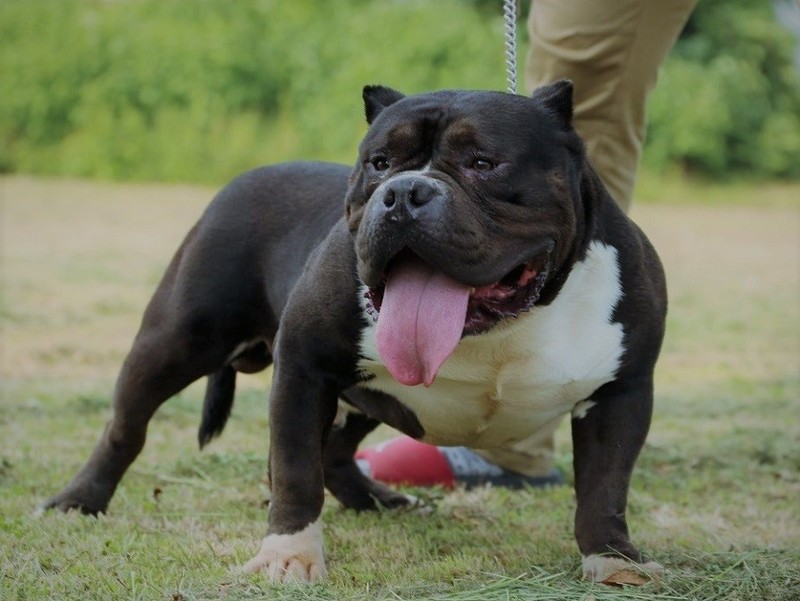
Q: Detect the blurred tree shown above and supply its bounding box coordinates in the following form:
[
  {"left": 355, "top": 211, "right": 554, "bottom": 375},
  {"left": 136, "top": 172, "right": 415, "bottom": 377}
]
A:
[
  {"left": 645, "top": 0, "right": 800, "bottom": 178},
  {"left": 0, "top": 0, "right": 797, "bottom": 183}
]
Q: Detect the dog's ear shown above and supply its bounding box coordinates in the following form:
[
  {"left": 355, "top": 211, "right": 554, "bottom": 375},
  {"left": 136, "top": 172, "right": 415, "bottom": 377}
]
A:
[
  {"left": 530, "top": 79, "right": 573, "bottom": 125},
  {"left": 363, "top": 85, "right": 405, "bottom": 124}
]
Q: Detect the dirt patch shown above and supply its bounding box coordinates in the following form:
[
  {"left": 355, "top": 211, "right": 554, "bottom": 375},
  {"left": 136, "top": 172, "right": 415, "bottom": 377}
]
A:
[{"left": 2, "top": 175, "right": 798, "bottom": 386}]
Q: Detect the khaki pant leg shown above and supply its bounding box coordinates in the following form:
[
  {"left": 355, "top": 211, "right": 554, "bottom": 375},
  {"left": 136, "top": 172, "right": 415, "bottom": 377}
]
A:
[
  {"left": 525, "top": 0, "right": 697, "bottom": 211},
  {"left": 479, "top": 0, "right": 695, "bottom": 478}
]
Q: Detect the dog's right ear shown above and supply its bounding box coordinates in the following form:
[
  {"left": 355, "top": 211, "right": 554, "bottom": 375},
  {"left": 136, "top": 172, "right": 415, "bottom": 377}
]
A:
[{"left": 363, "top": 85, "right": 405, "bottom": 124}]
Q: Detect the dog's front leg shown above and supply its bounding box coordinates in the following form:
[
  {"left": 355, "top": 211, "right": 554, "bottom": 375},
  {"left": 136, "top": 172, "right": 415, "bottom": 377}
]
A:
[
  {"left": 571, "top": 377, "right": 664, "bottom": 583},
  {"left": 241, "top": 222, "right": 363, "bottom": 583},
  {"left": 243, "top": 347, "right": 339, "bottom": 583}
]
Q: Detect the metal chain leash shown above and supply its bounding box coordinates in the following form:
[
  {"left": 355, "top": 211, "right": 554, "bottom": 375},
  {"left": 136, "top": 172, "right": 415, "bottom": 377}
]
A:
[{"left": 502, "top": 0, "right": 518, "bottom": 94}]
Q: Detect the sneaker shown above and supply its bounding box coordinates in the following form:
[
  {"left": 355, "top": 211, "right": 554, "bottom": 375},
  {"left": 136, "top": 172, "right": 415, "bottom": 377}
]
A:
[{"left": 355, "top": 436, "right": 563, "bottom": 490}]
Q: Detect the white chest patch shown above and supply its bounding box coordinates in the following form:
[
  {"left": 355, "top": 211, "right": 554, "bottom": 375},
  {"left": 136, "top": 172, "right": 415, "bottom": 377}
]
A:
[{"left": 357, "top": 241, "right": 625, "bottom": 448}]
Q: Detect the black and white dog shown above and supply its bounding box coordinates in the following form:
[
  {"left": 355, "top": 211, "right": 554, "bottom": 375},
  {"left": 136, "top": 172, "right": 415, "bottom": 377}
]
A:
[{"left": 44, "top": 81, "right": 667, "bottom": 584}]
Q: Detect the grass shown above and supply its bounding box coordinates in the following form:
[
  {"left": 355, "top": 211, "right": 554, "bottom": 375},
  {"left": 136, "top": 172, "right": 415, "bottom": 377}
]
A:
[{"left": 1, "top": 173, "right": 799, "bottom": 600}]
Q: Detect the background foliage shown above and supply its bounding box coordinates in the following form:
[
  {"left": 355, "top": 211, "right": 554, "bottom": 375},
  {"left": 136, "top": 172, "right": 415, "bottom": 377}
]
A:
[
  {"left": 645, "top": 0, "right": 800, "bottom": 178},
  {"left": 1, "top": 0, "right": 798, "bottom": 184}
]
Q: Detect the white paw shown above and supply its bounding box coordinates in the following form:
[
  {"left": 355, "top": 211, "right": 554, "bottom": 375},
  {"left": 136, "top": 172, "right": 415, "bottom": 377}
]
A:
[
  {"left": 242, "top": 520, "right": 327, "bottom": 584},
  {"left": 582, "top": 554, "right": 664, "bottom": 585}
]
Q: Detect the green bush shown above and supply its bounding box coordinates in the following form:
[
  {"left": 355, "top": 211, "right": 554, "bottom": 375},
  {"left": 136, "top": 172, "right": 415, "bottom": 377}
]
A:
[
  {"left": 645, "top": 0, "right": 800, "bottom": 178},
  {"left": 1, "top": 0, "right": 798, "bottom": 183},
  {"left": 0, "top": 0, "right": 507, "bottom": 182}
]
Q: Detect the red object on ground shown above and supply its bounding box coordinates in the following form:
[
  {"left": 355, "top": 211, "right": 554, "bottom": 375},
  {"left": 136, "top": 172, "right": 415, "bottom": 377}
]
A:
[{"left": 355, "top": 436, "right": 456, "bottom": 489}]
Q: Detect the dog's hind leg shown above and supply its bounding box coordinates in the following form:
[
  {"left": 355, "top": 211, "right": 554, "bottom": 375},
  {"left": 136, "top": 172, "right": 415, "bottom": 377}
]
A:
[
  {"left": 42, "top": 312, "right": 238, "bottom": 515},
  {"left": 42, "top": 233, "right": 268, "bottom": 514}
]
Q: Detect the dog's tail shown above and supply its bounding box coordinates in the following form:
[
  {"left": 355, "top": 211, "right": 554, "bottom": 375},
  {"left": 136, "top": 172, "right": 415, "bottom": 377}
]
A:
[{"left": 198, "top": 365, "right": 236, "bottom": 449}]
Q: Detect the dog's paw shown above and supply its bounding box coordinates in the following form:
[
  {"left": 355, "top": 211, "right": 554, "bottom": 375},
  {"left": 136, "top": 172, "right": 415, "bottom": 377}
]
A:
[
  {"left": 582, "top": 554, "right": 664, "bottom": 585},
  {"left": 242, "top": 520, "right": 327, "bottom": 584},
  {"left": 37, "top": 491, "right": 105, "bottom": 516}
]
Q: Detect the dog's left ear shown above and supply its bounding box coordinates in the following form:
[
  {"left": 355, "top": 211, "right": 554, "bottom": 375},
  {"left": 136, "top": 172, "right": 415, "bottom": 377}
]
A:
[
  {"left": 531, "top": 79, "right": 573, "bottom": 125},
  {"left": 363, "top": 85, "right": 405, "bottom": 124}
]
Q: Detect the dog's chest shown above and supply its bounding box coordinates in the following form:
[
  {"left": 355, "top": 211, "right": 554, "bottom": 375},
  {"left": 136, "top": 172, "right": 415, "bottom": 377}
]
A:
[{"left": 357, "top": 241, "right": 626, "bottom": 448}]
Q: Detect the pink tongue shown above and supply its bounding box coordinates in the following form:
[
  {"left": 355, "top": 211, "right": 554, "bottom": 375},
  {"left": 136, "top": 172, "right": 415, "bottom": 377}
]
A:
[{"left": 375, "top": 256, "right": 470, "bottom": 387}]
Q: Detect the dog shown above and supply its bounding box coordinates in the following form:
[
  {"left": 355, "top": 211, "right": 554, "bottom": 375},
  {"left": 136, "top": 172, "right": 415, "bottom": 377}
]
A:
[{"left": 44, "top": 80, "right": 667, "bottom": 584}]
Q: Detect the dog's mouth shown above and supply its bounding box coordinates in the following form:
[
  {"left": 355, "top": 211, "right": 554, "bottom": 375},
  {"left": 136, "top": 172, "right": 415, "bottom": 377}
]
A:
[
  {"left": 364, "top": 247, "right": 551, "bottom": 387},
  {"left": 464, "top": 252, "right": 551, "bottom": 332}
]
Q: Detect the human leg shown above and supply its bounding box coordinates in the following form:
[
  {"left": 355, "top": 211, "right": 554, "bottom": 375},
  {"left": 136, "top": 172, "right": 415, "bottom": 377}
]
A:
[{"left": 525, "top": 0, "right": 698, "bottom": 210}]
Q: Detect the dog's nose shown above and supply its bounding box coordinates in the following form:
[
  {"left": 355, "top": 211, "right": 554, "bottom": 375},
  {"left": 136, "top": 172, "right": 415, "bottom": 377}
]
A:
[
  {"left": 383, "top": 178, "right": 436, "bottom": 209},
  {"left": 379, "top": 176, "right": 443, "bottom": 221}
]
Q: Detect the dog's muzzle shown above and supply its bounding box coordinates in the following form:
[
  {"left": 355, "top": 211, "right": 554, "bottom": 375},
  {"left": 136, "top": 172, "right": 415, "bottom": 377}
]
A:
[{"left": 373, "top": 174, "right": 447, "bottom": 225}]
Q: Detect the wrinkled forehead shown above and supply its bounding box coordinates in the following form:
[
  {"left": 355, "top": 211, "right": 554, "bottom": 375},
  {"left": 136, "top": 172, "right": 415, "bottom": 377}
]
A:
[{"left": 360, "top": 90, "right": 555, "bottom": 153}]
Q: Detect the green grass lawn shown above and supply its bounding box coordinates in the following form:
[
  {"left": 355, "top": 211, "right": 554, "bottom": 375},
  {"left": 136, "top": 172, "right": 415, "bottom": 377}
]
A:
[{"left": 1, "top": 175, "right": 798, "bottom": 600}]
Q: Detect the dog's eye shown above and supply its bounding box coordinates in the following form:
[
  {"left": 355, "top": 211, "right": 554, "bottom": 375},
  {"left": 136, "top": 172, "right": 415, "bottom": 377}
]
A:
[
  {"left": 471, "top": 158, "right": 495, "bottom": 172},
  {"left": 371, "top": 156, "right": 390, "bottom": 172}
]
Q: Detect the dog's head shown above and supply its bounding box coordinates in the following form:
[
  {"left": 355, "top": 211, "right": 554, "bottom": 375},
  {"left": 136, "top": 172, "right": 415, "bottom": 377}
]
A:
[{"left": 345, "top": 81, "right": 592, "bottom": 385}]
